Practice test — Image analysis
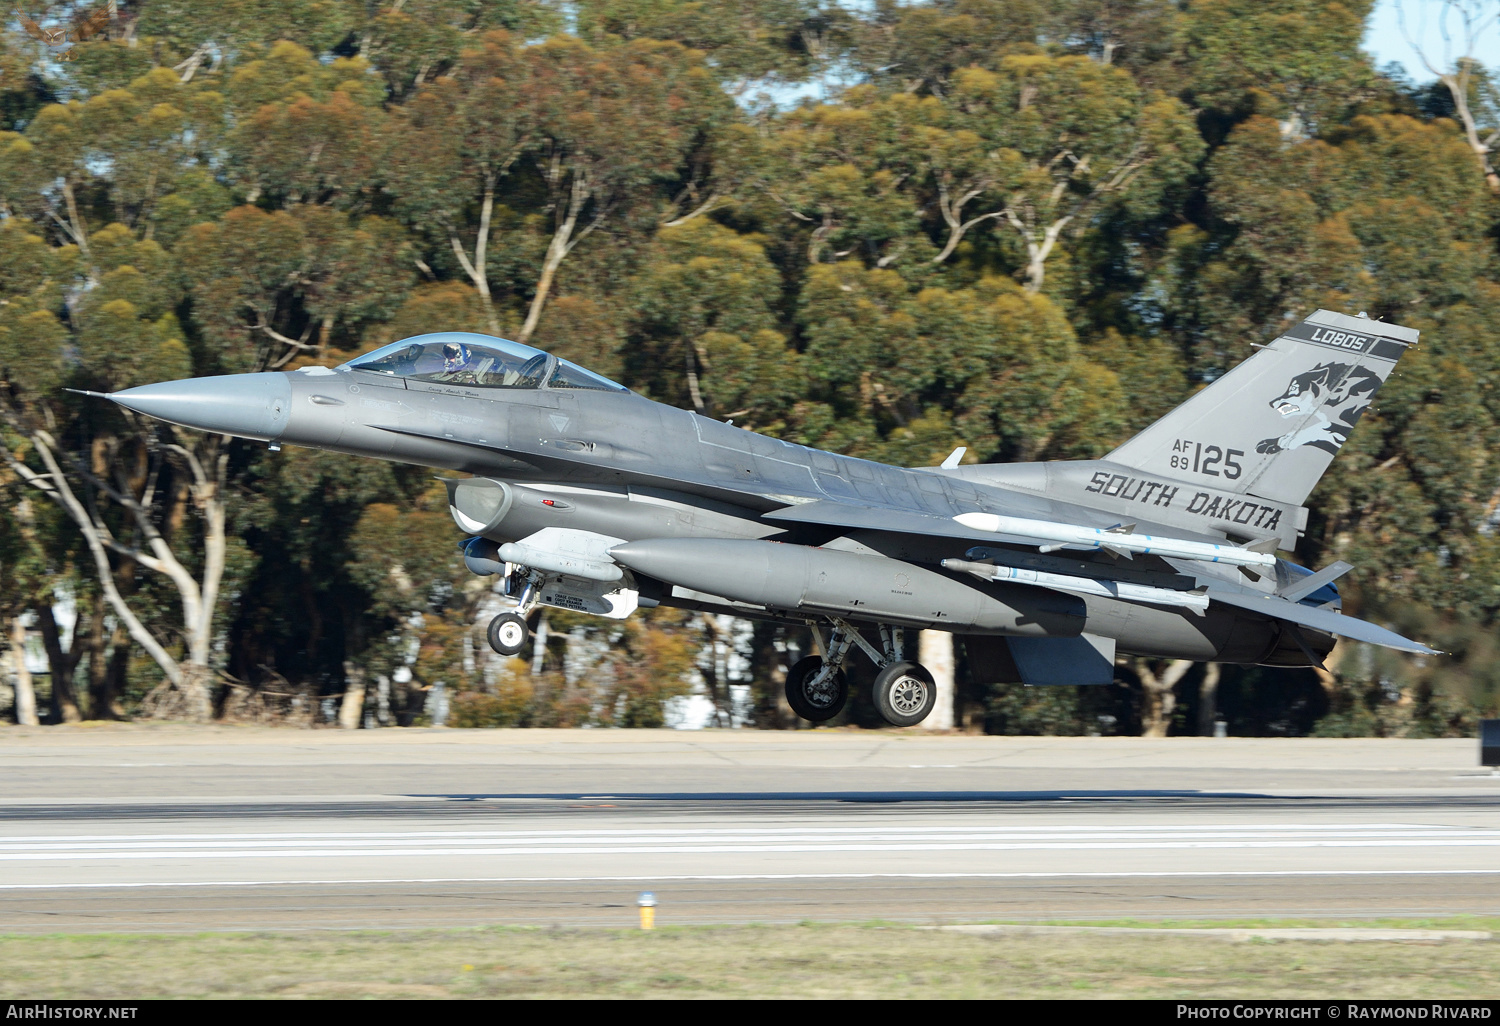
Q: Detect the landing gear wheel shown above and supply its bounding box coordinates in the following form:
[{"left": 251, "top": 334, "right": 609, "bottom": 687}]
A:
[
  {"left": 784, "top": 655, "right": 847, "bottom": 723},
  {"left": 487, "top": 612, "right": 530, "bottom": 657},
  {"left": 873, "top": 660, "right": 935, "bottom": 727}
]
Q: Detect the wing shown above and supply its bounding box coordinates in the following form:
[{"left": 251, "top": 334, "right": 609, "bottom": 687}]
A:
[
  {"left": 14, "top": 9, "right": 47, "bottom": 39},
  {"left": 70, "top": 4, "right": 110, "bottom": 40}
]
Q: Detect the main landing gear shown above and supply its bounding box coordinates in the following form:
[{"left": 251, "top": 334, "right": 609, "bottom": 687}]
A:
[
  {"left": 485, "top": 568, "right": 547, "bottom": 657},
  {"left": 784, "top": 620, "right": 938, "bottom": 727}
]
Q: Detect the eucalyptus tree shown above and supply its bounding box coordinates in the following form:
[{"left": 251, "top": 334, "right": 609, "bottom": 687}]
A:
[
  {"left": 1393, "top": 0, "right": 1500, "bottom": 193},
  {"left": 1185, "top": 0, "right": 1378, "bottom": 137},
  {"left": 946, "top": 56, "right": 1202, "bottom": 293},
  {"left": 0, "top": 60, "right": 257, "bottom": 721},
  {"left": 384, "top": 30, "right": 535, "bottom": 336},
  {"left": 628, "top": 218, "right": 797, "bottom": 423},
  {"left": 516, "top": 34, "right": 734, "bottom": 342},
  {"left": 178, "top": 205, "right": 415, "bottom": 366}
]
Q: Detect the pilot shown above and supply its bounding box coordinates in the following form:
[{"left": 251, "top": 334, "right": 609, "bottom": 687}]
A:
[{"left": 435, "top": 342, "right": 478, "bottom": 383}]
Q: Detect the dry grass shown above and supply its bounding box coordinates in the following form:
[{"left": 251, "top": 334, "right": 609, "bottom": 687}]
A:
[{"left": 1, "top": 922, "right": 1497, "bottom": 999}]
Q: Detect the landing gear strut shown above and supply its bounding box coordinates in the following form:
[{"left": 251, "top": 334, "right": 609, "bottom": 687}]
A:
[
  {"left": 784, "top": 623, "right": 857, "bottom": 721},
  {"left": 783, "top": 619, "right": 940, "bottom": 727}
]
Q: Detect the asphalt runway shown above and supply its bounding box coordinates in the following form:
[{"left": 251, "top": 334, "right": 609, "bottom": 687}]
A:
[{"left": 2, "top": 727, "right": 1497, "bottom": 932}]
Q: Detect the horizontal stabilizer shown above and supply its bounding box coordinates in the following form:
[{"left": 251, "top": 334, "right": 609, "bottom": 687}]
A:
[
  {"left": 1008, "top": 634, "right": 1116, "bottom": 686},
  {"left": 1206, "top": 588, "right": 1437, "bottom": 655},
  {"left": 1278, "top": 560, "right": 1354, "bottom": 602}
]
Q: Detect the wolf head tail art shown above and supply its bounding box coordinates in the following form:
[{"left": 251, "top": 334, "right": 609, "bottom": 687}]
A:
[{"left": 1255, "top": 363, "right": 1382, "bottom": 455}]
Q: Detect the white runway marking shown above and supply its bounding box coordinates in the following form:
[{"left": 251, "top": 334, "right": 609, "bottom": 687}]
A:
[
  {"left": 2, "top": 823, "right": 1497, "bottom": 861},
  {"left": 3, "top": 870, "right": 1500, "bottom": 891}
]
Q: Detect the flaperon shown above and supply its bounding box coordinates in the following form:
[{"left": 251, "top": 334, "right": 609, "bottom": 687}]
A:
[{"left": 84, "top": 308, "right": 1434, "bottom": 726}]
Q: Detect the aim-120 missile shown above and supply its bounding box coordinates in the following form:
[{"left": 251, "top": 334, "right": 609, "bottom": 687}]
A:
[
  {"left": 951, "top": 512, "right": 1276, "bottom": 570},
  {"left": 941, "top": 558, "right": 1209, "bottom": 615}
]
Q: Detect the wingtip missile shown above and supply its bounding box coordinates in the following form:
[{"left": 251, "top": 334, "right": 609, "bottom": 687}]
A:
[{"left": 954, "top": 512, "right": 1276, "bottom": 570}]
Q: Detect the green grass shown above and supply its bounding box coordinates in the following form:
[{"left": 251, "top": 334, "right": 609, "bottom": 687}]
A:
[
  {"left": 994, "top": 916, "right": 1500, "bottom": 932},
  {"left": 0, "top": 922, "right": 1496, "bottom": 999}
]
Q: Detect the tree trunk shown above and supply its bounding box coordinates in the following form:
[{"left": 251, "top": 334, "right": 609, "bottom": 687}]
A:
[
  {"left": 178, "top": 663, "right": 214, "bottom": 722},
  {"left": 35, "top": 603, "right": 81, "bottom": 723},
  {"left": 1003, "top": 206, "right": 1073, "bottom": 293},
  {"left": 16, "top": 431, "right": 186, "bottom": 691},
  {"left": 84, "top": 597, "right": 124, "bottom": 720},
  {"left": 530, "top": 613, "right": 550, "bottom": 675},
  {"left": 338, "top": 661, "right": 366, "bottom": 729},
  {"left": 918, "top": 630, "right": 955, "bottom": 729},
  {"left": 750, "top": 621, "right": 791, "bottom": 730},
  {"left": 1133, "top": 657, "right": 1193, "bottom": 737},
  {"left": 10, "top": 617, "right": 38, "bottom": 726},
  {"left": 375, "top": 674, "right": 391, "bottom": 726},
  {"left": 1439, "top": 71, "right": 1500, "bottom": 194},
  {"left": 448, "top": 173, "right": 502, "bottom": 336},
  {"left": 1197, "top": 661, "right": 1221, "bottom": 736},
  {"left": 104, "top": 627, "right": 129, "bottom": 720},
  {"left": 519, "top": 173, "right": 591, "bottom": 343}
]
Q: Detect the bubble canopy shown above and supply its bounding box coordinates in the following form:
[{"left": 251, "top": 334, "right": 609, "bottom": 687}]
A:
[{"left": 341, "top": 332, "right": 626, "bottom": 392}]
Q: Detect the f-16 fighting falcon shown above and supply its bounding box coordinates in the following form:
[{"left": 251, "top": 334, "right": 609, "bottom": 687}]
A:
[{"left": 86, "top": 309, "right": 1434, "bottom": 726}]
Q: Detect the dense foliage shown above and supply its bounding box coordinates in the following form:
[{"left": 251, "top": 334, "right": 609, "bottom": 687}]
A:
[{"left": 1, "top": 0, "right": 1497, "bottom": 734}]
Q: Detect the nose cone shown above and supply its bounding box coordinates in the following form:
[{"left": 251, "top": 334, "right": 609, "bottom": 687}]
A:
[{"left": 110, "top": 373, "right": 292, "bottom": 441}]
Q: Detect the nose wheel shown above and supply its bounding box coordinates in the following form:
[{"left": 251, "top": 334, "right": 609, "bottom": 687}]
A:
[{"left": 487, "top": 612, "right": 530, "bottom": 656}]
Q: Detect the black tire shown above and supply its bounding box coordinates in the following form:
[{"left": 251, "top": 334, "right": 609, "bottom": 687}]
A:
[
  {"left": 487, "top": 612, "right": 530, "bottom": 657},
  {"left": 784, "top": 655, "right": 847, "bottom": 723},
  {"left": 873, "top": 660, "right": 936, "bottom": 727}
]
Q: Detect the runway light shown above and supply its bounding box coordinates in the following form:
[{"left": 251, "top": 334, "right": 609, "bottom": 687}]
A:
[{"left": 638, "top": 891, "right": 657, "bottom": 930}]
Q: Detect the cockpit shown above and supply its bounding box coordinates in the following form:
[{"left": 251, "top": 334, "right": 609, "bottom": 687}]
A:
[{"left": 340, "top": 332, "right": 627, "bottom": 392}]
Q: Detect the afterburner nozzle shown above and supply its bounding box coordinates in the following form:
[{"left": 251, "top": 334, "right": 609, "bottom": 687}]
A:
[{"left": 108, "top": 373, "right": 292, "bottom": 441}]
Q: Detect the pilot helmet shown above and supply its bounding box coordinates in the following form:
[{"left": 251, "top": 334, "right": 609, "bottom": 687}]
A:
[{"left": 442, "top": 342, "right": 471, "bottom": 370}]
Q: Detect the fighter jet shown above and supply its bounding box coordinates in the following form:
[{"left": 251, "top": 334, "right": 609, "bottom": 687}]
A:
[{"left": 91, "top": 309, "right": 1434, "bottom": 726}]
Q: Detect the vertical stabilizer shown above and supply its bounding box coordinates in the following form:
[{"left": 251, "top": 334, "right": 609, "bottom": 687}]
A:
[{"left": 1105, "top": 311, "right": 1417, "bottom": 507}]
